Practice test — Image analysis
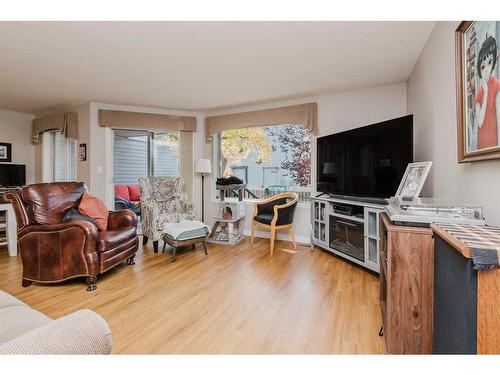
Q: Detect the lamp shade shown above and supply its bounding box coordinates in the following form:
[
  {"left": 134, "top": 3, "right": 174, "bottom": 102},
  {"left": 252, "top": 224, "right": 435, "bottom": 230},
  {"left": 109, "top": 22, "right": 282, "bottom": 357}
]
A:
[{"left": 194, "top": 159, "right": 212, "bottom": 174}]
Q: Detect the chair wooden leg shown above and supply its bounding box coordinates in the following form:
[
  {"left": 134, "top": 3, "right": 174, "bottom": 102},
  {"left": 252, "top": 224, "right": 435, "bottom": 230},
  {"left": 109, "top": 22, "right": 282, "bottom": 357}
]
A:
[
  {"left": 153, "top": 241, "right": 158, "bottom": 253},
  {"left": 270, "top": 227, "right": 276, "bottom": 256},
  {"left": 289, "top": 227, "right": 297, "bottom": 249},
  {"left": 86, "top": 276, "right": 97, "bottom": 292},
  {"left": 203, "top": 241, "right": 208, "bottom": 256},
  {"left": 251, "top": 221, "right": 256, "bottom": 244},
  {"left": 142, "top": 235, "right": 148, "bottom": 246}
]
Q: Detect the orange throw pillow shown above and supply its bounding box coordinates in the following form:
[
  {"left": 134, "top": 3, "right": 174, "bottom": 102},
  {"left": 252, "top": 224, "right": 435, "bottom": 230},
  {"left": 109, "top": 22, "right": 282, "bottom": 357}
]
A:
[{"left": 78, "top": 193, "right": 109, "bottom": 231}]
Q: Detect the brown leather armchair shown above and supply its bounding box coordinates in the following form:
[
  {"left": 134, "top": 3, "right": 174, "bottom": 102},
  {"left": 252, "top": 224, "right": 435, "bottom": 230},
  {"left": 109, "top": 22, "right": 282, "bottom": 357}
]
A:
[{"left": 2, "top": 182, "right": 139, "bottom": 291}]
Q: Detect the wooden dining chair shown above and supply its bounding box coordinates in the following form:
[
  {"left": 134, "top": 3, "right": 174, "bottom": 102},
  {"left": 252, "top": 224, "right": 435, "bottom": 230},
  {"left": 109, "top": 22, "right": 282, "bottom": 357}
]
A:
[{"left": 250, "top": 192, "right": 299, "bottom": 255}]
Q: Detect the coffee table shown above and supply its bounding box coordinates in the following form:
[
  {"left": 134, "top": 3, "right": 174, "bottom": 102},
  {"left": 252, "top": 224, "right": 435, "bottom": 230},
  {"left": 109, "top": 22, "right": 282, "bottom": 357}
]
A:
[{"left": 161, "top": 233, "right": 209, "bottom": 263}]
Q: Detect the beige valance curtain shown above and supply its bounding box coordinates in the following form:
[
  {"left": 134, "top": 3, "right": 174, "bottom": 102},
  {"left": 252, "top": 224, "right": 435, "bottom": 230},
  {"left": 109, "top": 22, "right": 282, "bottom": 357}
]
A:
[
  {"left": 98, "top": 109, "right": 197, "bottom": 132},
  {"left": 205, "top": 102, "right": 317, "bottom": 141},
  {"left": 31, "top": 112, "right": 78, "bottom": 143}
]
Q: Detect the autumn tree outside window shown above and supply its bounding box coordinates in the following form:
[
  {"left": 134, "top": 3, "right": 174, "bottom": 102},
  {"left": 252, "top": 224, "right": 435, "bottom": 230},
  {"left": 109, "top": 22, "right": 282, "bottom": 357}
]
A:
[{"left": 214, "top": 124, "right": 311, "bottom": 202}]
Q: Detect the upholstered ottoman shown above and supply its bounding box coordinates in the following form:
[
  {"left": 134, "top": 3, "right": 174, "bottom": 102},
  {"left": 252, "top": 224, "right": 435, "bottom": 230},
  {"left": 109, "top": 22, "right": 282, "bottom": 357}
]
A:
[{"left": 161, "top": 221, "right": 209, "bottom": 262}]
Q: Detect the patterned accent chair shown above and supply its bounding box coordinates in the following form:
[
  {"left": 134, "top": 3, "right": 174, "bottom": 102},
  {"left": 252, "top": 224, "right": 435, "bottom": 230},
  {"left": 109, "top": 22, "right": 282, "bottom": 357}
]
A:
[{"left": 139, "top": 176, "right": 196, "bottom": 252}]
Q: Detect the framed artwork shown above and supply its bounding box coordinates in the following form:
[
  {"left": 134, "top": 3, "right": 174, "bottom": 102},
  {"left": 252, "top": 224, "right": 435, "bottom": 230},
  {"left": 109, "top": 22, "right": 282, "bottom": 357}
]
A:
[
  {"left": 395, "top": 162, "right": 432, "bottom": 200},
  {"left": 456, "top": 21, "right": 500, "bottom": 162},
  {"left": 79, "top": 143, "right": 87, "bottom": 161},
  {"left": 0, "top": 142, "right": 12, "bottom": 162}
]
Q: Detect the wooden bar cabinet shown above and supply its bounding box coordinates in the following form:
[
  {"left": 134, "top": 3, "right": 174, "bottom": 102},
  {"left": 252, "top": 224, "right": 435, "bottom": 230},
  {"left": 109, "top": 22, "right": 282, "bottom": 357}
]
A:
[{"left": 379, "top": 212, "right": 434, "bottom": 354}]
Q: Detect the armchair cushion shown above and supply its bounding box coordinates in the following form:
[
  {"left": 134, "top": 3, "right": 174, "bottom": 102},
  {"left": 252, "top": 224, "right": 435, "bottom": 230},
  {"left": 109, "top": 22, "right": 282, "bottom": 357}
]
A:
[
  {"left": 63, "top": 208, "right": 98, "bottom": 229},
  {"left": 114, "top": 185, "right": 130, "bottom": 201},
  {"left": 254, "top": 214, "right": 274, "bottom": 225},
  {"left": 0, "top": 309, "right": 112, "bottom": 355},
  {"left": 97, "top": 226, "right": 137, "bottom": 252},
  {"left": 128, "top": 184, "right": 140, "bottom": 201},
  {"left": 78, "top": 193, "right": 109, "bottom": 231},
  {"left": 0, "top": 305, "right": 51, "bottom": 345}
]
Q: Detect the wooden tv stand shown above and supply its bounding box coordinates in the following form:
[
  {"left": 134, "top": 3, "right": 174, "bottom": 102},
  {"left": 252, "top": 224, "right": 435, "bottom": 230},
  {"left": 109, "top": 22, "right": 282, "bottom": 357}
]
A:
[{"left": 310, "top": 196, "right": 384, "bottom": 272}]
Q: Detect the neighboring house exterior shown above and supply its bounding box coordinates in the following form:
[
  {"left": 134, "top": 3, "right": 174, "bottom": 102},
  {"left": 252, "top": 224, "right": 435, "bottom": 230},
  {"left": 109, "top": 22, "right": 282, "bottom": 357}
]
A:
[{"left": 113, "top": 132, "right": 178, "bottom": 185}]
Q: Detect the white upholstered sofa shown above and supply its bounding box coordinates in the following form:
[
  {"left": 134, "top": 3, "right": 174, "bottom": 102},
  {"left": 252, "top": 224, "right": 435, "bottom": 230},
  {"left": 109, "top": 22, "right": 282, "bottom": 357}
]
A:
[{"left": 0, "top": 290, "right": 112, "bottom": 355}]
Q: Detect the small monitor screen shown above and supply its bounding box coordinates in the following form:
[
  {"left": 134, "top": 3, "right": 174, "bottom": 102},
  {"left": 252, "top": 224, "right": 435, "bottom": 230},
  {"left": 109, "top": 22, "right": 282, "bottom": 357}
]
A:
[{"left": 0, "top": 164, "right": 26, "bottom": 187}]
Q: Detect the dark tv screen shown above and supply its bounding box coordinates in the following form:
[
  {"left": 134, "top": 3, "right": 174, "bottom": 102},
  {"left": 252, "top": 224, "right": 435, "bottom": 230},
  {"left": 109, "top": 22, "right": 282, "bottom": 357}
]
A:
[
  {"left": 0, "top": 164, "right": 26, "bottom": 187},
  {"left": 317, "top": 115, "right": 413, "bottom": 199}
]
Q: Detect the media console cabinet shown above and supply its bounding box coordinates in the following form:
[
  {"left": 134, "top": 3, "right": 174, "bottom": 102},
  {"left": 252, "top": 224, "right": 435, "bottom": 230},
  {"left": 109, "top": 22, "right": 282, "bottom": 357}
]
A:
[{"left": 310, "top": 196, "right": 383, "bottom": 272}]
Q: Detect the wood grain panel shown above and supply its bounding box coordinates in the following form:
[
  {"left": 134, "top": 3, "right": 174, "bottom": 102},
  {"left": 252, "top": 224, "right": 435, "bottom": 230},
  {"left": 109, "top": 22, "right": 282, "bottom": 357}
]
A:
[
  {"left": 380, "top": 213, "right": 434, "bottom": 354},
  {"left": 477, "top": 267, "right": 500, "bottom": 354},
  {"left": 430, "top": 224, "right": 472, "bottom": 259}
]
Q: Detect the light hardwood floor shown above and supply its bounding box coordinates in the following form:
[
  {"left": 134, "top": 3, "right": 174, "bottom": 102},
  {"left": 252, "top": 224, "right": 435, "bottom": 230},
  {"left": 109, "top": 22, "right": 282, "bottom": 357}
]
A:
[{"left": 0, "top": 237, "right": 383, "bottom": 354}]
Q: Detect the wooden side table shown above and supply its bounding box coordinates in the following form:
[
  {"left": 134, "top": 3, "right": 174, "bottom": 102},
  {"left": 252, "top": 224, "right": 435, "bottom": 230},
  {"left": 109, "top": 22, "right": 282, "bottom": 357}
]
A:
[{"left": 0, "top": 203, "right": 18, "bottom": 257}]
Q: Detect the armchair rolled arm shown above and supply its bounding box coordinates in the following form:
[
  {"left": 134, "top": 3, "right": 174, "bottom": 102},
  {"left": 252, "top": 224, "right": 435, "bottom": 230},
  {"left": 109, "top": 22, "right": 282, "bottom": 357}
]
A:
[
  {"left": 0, "top": 309, "right": 112, "bottom": 355},
  {"left": 107, "top": 209, "right": 137, "bottom": 230},
  {"left": 17, "top": 220, "right": 100, "bottom": 279},
  {"left": 18, "top": 220, "right": 98, "bottom": 242},
  {"left": 2, "top": 190, "right": 30, "bottom": 230}
]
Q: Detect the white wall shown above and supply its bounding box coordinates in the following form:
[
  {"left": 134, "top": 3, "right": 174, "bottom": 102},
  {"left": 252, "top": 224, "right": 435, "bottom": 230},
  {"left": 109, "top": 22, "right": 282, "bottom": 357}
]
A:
[
  {"left": 0, "top": 109, "right": 35, "bottom": 184},
  {"left": 408, "top": 22, "right": 500, "bottom": 226},
  {"left": 203, "top": 83, "right": 408, "bottom": 243}
]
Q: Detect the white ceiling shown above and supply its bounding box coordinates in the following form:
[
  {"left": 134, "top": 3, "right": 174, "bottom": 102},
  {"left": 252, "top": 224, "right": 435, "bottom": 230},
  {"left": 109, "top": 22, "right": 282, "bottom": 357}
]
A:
[{"left": 0, "top": 21, "right": 435, "bottom": 114}]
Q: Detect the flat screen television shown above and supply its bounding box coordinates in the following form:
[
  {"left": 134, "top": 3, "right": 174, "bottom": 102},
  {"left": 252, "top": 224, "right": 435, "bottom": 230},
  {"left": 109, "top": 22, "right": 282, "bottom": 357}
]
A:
[
  {"left": 0, "top": 164, "right": 26, "bottom": 187},
  {"left": 317, "top": 115, "right": 413, "bottom": 201}
]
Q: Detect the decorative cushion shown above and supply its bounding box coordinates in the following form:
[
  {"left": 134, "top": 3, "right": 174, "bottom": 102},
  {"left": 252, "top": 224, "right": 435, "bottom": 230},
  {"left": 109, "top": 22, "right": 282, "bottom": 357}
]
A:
[
  {"left": 62, "top": 208, "right": 98, "bottom": 228},
  {"left": 114, "top": 185, "right": 130, "bottom": 201},
  {"left": 127, "top": 184, "right": 140, "bottom": 201},
  {"left": 78, "top": 193, "right": 109, "bottom": 231}
]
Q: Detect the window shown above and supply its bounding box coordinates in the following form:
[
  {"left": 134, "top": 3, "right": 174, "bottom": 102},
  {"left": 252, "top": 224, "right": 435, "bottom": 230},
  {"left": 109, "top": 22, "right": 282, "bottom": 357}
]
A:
[
  {"left": 213, "top": 124, "right": 311, "bottom": 202},
  {"left": 113, "top": 129, "right": 179, "bottom": 186},
  {"left": 46, "top": 132, "right": 76, "bottom": 182}
]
